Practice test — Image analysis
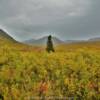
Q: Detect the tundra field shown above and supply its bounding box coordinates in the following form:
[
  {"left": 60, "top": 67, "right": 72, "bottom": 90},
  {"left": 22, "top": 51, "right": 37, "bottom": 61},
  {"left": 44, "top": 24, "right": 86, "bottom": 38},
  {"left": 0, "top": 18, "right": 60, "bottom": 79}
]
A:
[{"left": 0, "top": 40, "right": 100, "bottom": 100}]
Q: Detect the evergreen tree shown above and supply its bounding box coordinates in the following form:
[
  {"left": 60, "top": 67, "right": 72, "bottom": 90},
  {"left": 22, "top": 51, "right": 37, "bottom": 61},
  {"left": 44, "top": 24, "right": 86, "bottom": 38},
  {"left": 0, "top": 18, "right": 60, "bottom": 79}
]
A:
[{"left": 46, "top": 35, "right": 55, "bottom": 53}]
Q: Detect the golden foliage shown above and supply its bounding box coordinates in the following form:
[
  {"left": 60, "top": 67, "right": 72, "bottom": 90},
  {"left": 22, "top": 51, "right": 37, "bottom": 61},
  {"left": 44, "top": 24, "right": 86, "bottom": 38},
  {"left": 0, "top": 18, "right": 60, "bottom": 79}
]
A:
[{"left": 0, "top": 42, "right": 100, "bottom": 99}]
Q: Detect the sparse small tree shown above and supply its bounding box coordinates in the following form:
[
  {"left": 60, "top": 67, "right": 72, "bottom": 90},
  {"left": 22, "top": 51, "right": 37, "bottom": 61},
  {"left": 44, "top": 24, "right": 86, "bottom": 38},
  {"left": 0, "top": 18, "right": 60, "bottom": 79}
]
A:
[{"left": 46, "top": 35, "right": 55, "bottom": 53}]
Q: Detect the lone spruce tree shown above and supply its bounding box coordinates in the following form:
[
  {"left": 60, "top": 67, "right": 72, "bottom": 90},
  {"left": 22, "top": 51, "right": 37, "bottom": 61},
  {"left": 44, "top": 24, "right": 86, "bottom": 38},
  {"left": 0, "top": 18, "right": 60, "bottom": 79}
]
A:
[{"left": 46, "top": 35, "right": 55, "bottom": 53}]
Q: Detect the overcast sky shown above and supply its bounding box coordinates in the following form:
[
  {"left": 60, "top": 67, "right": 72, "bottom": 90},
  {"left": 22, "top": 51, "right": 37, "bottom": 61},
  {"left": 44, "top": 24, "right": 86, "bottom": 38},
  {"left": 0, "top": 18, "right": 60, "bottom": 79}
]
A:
[{"left": 0, "top": 0, "right": 100, "bottom": 41}]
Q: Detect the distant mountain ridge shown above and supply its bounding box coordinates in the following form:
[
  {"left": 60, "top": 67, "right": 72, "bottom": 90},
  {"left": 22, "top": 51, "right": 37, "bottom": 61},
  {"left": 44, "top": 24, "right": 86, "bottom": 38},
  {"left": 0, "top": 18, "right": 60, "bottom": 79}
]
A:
[
  {"left": 24, "top": 36, "right": 64, "bottom": 45},
  {"left": 65, "top": 40, "right": 85, "bottom": 43},
  {"left": 23, "top": 35, "right": 100, "bottom": 46},
  {"left": 0, "top": 28, "right": 100, "bottom": 45},
  {"left": 88, "top": 37, "right": 100, "bottom": 41}
]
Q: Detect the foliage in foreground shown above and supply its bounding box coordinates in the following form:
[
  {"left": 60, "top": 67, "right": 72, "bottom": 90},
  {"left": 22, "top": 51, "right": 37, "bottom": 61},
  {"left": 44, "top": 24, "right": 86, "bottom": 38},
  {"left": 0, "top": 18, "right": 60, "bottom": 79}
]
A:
[{"left": 0, "top": 43, "right": 100, "bottom": 100}]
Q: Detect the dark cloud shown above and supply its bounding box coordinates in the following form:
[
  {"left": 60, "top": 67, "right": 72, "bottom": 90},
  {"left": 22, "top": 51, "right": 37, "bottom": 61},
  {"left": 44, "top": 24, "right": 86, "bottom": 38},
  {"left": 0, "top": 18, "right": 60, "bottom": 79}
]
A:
[{"left": 0, "top": 0, "right": 100, "bottom": 41}]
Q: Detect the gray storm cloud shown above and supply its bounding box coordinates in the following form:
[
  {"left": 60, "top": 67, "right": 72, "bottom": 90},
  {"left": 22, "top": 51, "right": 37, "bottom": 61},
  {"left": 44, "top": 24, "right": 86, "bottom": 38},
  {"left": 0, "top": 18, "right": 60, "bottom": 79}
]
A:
[{"left": 0, "top": 0, "right": 100, "bottom": 41}]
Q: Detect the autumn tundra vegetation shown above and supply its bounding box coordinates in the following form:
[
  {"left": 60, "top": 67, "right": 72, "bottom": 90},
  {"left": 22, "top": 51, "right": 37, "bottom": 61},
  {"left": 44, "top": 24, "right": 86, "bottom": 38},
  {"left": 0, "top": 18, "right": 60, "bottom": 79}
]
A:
[{"left": 0, "top": 32, "right": 100, "bottom": 99}]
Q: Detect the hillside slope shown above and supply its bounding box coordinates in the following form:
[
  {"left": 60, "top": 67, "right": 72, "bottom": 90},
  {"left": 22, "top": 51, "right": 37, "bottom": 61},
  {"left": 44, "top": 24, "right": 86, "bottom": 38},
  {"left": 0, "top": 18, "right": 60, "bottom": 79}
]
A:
[{"left": 0, "top": 29, "right": 16, "bottom": 42}]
